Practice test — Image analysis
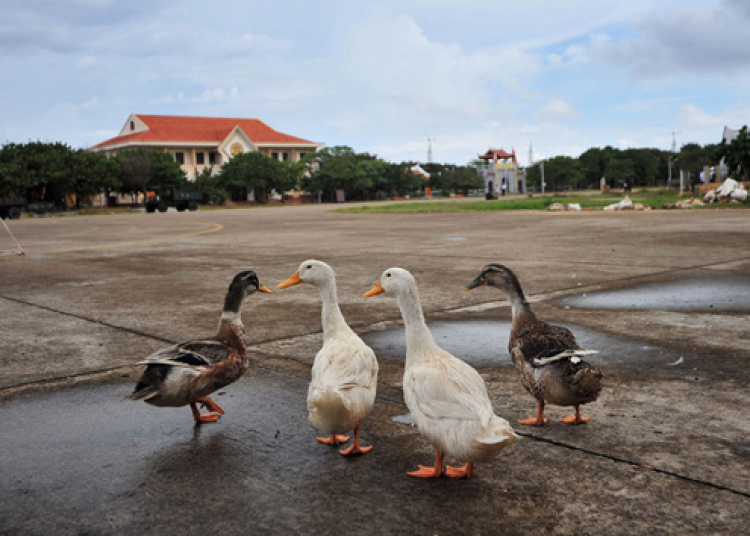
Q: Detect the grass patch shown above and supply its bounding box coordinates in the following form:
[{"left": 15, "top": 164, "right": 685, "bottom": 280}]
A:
[{"left": 336, "top": 190, "right": 720, "bottom": 213}]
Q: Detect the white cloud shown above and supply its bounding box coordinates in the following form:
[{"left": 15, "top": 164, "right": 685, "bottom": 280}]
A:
[
  {"left": 149, "top": 87, "right": 242, "bottom": 105},
  {"left": 600, "top": 0, "right": 750, "bottom": 76},
  {"left": 0, "top": 0, "right": 746, "bottom": 165},
  {"left": 538, "top": 99, "right": 576, "bottom": 119}
]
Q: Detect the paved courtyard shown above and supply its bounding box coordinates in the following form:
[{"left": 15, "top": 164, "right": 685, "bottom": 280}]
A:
[{"left": 1, "top": 202, "right": 749, "bottom": 534}]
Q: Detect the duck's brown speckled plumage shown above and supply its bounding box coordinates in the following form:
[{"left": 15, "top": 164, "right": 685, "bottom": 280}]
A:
[
  {"left": 466, "top": 263, "right": 603, "bottom": 414},
  {"left": 128, "top": 270, "right": 270, "bottom": 423},
  {"left": 510, "top": 310, "right": 603, "bottom": 407}
]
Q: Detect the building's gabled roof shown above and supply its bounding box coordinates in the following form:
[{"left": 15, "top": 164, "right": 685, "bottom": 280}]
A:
[
  {"left": 478, "top": 148, "right": 516, "bottom": 160},
  {"left": 91, "top": 114, "right": 321, "bottom": 150}
]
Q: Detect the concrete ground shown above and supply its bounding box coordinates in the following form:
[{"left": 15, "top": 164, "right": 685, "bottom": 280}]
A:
[{"left": 1, "top": 202, "right": 749, "bottom": 535}]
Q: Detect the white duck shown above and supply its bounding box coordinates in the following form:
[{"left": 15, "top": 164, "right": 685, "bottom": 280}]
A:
[
  {"left": 365, "top": 268, "right": 516, "bottom": 478},
  {"left": 277, "top": 260, "right": 379, "bottom": 456}
]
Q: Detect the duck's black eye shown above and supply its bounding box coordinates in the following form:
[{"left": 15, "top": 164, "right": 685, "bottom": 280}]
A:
[
  {"left": 307, "top": 265, "right": 312, "bottom": 269},
  {"left": 386, "top": 273, "right": 391, "bottom": 277}
]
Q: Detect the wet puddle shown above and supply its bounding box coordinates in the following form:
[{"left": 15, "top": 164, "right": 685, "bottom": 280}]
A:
[
  {"left": 361, "top": 319, "right": 700, "bottom": 371},
  {"left": 555, "top": 275, "right": 750, "bottom": 312}
]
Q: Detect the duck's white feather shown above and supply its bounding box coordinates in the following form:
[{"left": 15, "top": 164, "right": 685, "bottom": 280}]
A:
[
  {"left": 308, "top": 335, "right": 378, "bottom": 434},
  {"left": 533, "top": 348, "right": 598, "bottom": 366},
  {"left": 291, "top": 260, "right": 379, "bottom": 437},
  {"left": 381, "top": 267, "right": 516, "bottom": 464}
]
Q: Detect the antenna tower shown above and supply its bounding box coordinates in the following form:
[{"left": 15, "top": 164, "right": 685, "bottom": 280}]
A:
[{"left": 427, "top": 137, "right": 434, "bottom": 163}]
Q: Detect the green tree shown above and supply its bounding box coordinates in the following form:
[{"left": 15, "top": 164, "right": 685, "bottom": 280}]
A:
[
  {"left": 0, "top": 142, "right": 28, "bottom": 198},
  {"left": 715, "top": 125, "right": 750, "bottom": 180},
  {"left": 218, "top": 151, "right": 284, "bottom": 204},
  {"left": 117, "top": 148, "right": 153, "bottom": 200},
  {"left": 71, "top": 150, "right": 121, "bottom": 207},
  {"left": 679, "top": 143, "right": 712, "bottom": 184},
  {"left": 301, "top": 146, "right": 384, "bottom": 202},
  {"left": 116, "top": 148, "right": 186, "bottom": 202},
  {"left": 193, "top": 167, "right": 228, "bottom": 204},
  {"left": 579, "top": 147, "right": 608, "bottom": 187},
  {"left": 435, "top": 164, "right": 483, "bottom": 194},
  {"left": 533, "top": 156, "right": 583, "bottom": 191},
  {"left": 149, "top": 151, "right": 187, "bottom": 192}
]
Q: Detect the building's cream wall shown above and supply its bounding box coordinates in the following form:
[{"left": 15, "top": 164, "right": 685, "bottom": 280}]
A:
[{"left": 95, "top": 143, "right": 319, "bottom": 180}]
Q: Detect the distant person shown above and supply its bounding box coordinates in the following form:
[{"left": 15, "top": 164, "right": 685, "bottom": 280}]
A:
[
  {"left": 501, "top": 178, "right": 507, "bottom": 196},
  {"left": 623, "top": 176, "right": 632, "bottom": 193}
]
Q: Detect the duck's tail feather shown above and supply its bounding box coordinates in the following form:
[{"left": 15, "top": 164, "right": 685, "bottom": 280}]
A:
[
  {"left": 308, "top": 388, "right": 353, "bottom": 433},
  {"left": 473, "top": 415, "right": 517, "bottom": 460},
  {"left": 126, "top": 384, "right": 158, "bottom": 401}
]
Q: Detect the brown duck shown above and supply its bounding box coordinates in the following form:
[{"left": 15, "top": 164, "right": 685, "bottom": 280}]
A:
[
  {"left": 128, "top": 270, "right": 272, "bottom": 423},
  {"left": 465, "top": 264, "right": 603, "bottom": 426}
]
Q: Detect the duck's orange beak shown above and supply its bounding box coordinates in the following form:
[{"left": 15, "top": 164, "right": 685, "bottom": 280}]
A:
[
  {"left": 277, "top": 271, "right": 302, "bottom": 289},
  {"left": 364, "top": 280, "right": 385, "bottom": 297},
  {"left": 257, "top": 282, "right": 273, "bottom": 294}
]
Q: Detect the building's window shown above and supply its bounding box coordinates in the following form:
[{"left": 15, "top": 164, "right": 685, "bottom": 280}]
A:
[
  {"left": 271, "top": 152, "right": 279, "bottom": 160},
  {"left": 209, "top": 152, "right": 219, "bottom": 165},
  {"left": 298, "top": 152, "right": 307, "bottom": 161},
  {"left": 196, "top": 152, "right": 205, "bottom": 165},
  {"left": 175, "top": 152, "right": 185, "bottom": 165},
  {"left": 282, "top": 152, "right": 289, "bottom": 161},
  {"left": 130, "top": 121, "right": 135, "bottom": 131}
]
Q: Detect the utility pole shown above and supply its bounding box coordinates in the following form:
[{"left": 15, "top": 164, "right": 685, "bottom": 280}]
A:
[
  {"left": 427, "top": 137, "right": 434, "bottom": 163},
  {"left": 668, "top": 131, "right": 679, "bottom": 188}
]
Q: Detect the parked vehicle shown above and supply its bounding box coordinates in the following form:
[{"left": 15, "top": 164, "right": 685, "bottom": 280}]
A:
[
  {"left": 145, "top": 187, "right": 202, "bottom": 213},
  {"left": 0, "top": 197, "right": 26, "bottom": 219}
]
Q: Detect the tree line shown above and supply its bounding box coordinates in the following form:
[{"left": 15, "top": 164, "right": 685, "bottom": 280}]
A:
[
  {"left": 0, "top": 142, "right": 483, "bottom": 208},
  {"left": 3, "top": 128, "right": 747, "bottom": 207},
  {"left": 525, "top": 126, "right": 750, "bottom": 192}
]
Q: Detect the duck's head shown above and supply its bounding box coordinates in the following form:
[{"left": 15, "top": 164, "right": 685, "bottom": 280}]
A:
[
  {"left": 229, "top": 270, "right": 274, "bottom": 296},
  {"left": 223, "top": 270, "right": 272, "bottom": 318},
  {"left": 464, "top": 263, "right": 518, "bottom": 292},
  {"left": 277, "top": 259, "right": 334, "bottom": 289},
  {"left": 364, "top": 267, "right": 414, "bottom": 297}
]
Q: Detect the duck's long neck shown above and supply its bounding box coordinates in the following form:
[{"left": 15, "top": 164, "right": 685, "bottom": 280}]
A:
[
  {"left": 218, "top": 287, "right": 247, "bottom": 343},
  {"left": 396, "top": 284, "right": 440, "bottom": 368},
  {"left": 492, "top": 273, "right": 537, "bottom": 337},
  {"left": 318, "top": 280, "right": 350, "bottom": 339}
]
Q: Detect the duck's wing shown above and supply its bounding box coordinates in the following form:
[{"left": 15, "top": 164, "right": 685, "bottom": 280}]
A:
[
  {"left": 405, "top": 358, "right": 491, "bottom": 424},
  {"left": 532, "top": 349, "right": 599, "bottom": 366},
  {"left": 313, "top": 339, "right": 379, "bottom": 391},
  {"left": 137, "top": 339, "right": 231, "bottom": 369},
  {"left": 514, "top": 323, "right": 587, "bottom": 367}
]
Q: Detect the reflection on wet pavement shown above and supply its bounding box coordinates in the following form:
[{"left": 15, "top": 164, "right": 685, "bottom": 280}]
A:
[
  {"left": 362, "top": 319, "right": 702, "bottom": 370},
  {"left": 555, "top": 275, "right": 750, "bottom": 312}
]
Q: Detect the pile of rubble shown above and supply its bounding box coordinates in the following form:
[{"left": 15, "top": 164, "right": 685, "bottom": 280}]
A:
[
  {"left": 703, "top": 178, "right": 748, "bottom": 204},
  {"left": 547, "top": 203, "right": 582, "bottom": 212},
  {"left": 603, "top": 196, "right": 652, "bottom": 211},
  {"left": 663, "top": 198, "right": 705, "bottom": 209}
]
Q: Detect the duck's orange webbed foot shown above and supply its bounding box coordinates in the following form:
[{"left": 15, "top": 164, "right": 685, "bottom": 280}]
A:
[
  {"left": 196, "top": 412, "right": 222, "bottom": 423},
  {"left": 408, "top": 451, "right": 444, "bottom": 478},
  {"left": 339, "top": 421, "right": 372, "bottom": 456},
  {"left": 197, "top": 397, "right": 225, "bottom": 414},
  {"left": 519, "top": 400, "right": 548, "bottom": 427},
  {"left": 317, "top": 434, "right": 350, "bottom": 446},
  {"left": 190, "top": 401, "right": 222, "bottom": 423},
  {"left": 339, "top": 443, "right": 373, "bottom": 456},
  {"left": 561, "top": 406, "right": 590, "bottom": 424},
  {"left": 445, "top": 463, "right": 474, "bottom": 479},
  {"left": 518, "top": 416, "right": 549, "bottom": 427},
  {"left": 408, "top": 465, "right": 443, "bottom": 478}
]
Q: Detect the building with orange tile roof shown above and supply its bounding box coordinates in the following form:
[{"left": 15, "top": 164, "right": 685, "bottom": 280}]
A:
[{"left": 90, "top": 114, "right": 324, "bottom": 179}]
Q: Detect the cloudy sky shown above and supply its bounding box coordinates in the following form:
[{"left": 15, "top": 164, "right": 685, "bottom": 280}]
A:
[{"left": 2, "top": 0, "right": 749, "bottom": 165}]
